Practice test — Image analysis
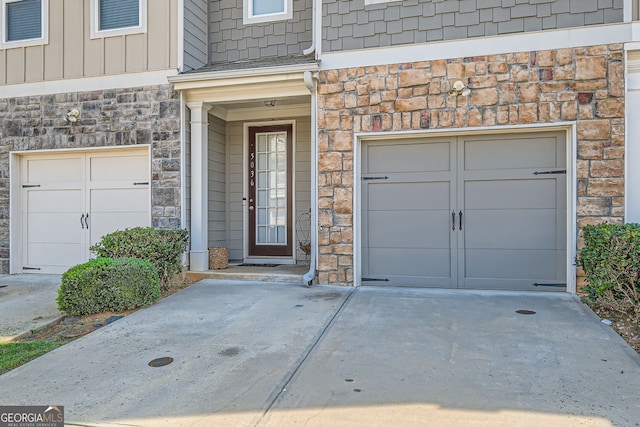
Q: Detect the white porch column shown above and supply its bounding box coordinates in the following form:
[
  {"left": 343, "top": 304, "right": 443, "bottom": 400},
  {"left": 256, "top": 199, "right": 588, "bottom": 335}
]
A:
[
  {"left": 626, "top": 50, "right": 640, "bottom": 223},
  {"left": 187, "top": 101, "right": 212, "bottom": 271}
]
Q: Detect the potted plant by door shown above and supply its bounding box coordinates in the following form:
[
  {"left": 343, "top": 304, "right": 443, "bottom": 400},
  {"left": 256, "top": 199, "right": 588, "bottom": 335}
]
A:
[{"left": 208, "top": 247, "right": 229, "bottom": 269}]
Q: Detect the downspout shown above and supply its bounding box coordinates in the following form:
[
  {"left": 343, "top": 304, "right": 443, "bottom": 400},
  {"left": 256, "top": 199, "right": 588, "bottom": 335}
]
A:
[
  {"left": 303, "top": 70, "right": 317, "bottom": 286},
  {"left": 302, "top": 0, "right": 320, "bottom": 57}
]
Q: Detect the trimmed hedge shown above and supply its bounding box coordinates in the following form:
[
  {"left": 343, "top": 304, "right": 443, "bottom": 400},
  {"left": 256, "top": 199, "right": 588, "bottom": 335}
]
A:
[
  {"left": 578, "top": 223, "right": 640, "bottom": 320},
  {"left": 90, "top": 227, "right": 189, "bottom": 289},
  {"left": 57, "top": 258, "right": 160, "bottom": 315}
]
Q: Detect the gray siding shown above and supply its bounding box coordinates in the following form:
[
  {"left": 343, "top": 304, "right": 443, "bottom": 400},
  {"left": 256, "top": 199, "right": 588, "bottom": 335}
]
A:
[
  {"left": 208, "top": 115, "right": 227, "bottom": 247},
  {"left": 210, "top": 0, "right": 312, "bottom": 63},
  {"left": 322, "top": 0, "right": 624, "bottom": 52},
  {"left": 184, "top": 0, "right": 208, "bottom": 70},
  {"left": 294, "top": 117, "right": 312, "bottom": 263},
  {"left": 228, "top": 122, "right": 244, "bottom": 261}
]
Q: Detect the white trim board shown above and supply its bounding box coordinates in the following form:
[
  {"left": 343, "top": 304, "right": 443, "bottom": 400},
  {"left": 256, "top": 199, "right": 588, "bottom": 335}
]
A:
[
  {"left": 352, "top": 123, "right": 577, "bottom": 293},
  {"left": 1, "top": 69, "right": 178, "bottom": 98},
  {"left": 625, "top": 0, "right": 633, "bottom": 22},
  {"left": 321, "top": 22, "right": 637, "bottom": 71},
  {"left": 626, "top": 49, "right": 640, "bottom": 223},
  {"left": 177, "top": 0, "right": 185, "bottom": 72},
  {"left": 211, "top": 103, "right": 311, "bottom": 122}
]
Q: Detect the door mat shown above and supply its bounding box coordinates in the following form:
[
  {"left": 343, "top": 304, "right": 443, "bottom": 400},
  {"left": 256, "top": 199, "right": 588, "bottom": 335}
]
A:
[{"left": 238, "top": 263, "right": 281, "bottom": 267}]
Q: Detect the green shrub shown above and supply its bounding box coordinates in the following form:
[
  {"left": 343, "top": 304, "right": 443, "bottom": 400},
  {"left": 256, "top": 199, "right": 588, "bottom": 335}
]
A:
[
  {"left": 577, "top": 223, "right": 640, "bottom": 321},
  {"left": 57, "top": 258, "right": 160, "bottom": 315},
  {"left": 90, "top": 227, "right": 189, "bottom": 289}
]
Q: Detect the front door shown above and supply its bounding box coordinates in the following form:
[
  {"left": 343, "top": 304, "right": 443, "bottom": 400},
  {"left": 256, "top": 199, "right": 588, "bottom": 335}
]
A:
[{"left": 248, "top": 125, "right": 293, "bottom": 257}]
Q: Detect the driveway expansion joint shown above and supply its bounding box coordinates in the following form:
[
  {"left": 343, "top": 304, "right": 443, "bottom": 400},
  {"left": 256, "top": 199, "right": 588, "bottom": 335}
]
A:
[{"left": 253, "top": 286, "right": 358, "bottom": 426}]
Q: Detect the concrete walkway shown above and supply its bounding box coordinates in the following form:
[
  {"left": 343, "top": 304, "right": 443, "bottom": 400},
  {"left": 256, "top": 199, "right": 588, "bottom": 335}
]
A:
[
  {"left": 0, "top": 274, "right": 62, "bottom": 342},
  {"left": 1, "top": 280, "right": 639, "bottom": 426}
]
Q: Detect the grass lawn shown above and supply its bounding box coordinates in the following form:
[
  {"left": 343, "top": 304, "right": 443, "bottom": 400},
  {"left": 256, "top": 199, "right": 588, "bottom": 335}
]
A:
[{"left": 0, "top": 340, "right": 69, "bottom": 375}]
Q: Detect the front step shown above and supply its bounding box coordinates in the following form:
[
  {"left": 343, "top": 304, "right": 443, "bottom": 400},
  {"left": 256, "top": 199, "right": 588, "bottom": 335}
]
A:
[{"left": 186, "top": 265, "right": 309, "bottom": 284}]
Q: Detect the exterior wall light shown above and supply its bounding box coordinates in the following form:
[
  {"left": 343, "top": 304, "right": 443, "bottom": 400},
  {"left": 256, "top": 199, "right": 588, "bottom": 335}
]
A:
[
  {"left": 449, "top": 80, "right": 471, "bottom": 97},
  {"left": 65, "top": 109, "right": 80, "bottom": 123}
]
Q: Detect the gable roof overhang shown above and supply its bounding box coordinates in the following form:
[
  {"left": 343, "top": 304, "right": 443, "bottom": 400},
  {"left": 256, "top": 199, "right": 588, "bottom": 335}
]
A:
[{"left": 168, "top": 62, "right": 319, "bottom": 104}]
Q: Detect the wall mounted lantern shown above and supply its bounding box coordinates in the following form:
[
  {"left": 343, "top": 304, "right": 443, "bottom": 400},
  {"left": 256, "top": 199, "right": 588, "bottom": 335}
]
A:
[
  {"left": 65, "top": 109, "right": 80, "bottom": 123},
  {"left": 449, "top": 81, "right": 471, "bottom": 97}
]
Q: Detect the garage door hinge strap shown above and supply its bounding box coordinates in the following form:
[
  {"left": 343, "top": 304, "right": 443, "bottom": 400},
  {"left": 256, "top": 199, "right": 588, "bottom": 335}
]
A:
[
  {"left": 22, "top": 184, "right": 41, "bottom": 188},
  {"left": 533, "top": 170, "right": 566, "bottom": 175},
  {"left": 362, "top": 176, "right": 388, "bottom": 181},
  {"left": 23, "top": 267, "right": 41, "bottom": 271},
  {"left": 362, "top": 277, "right": 389, "bottom": 282},
  {"left": 133, "top": 182, "right": 149, "bottom": 185}
]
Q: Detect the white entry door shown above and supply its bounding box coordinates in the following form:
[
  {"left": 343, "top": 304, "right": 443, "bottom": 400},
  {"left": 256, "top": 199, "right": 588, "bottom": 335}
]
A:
[{"left": 20, "top": 148, "right": 150, "bottom": 274}]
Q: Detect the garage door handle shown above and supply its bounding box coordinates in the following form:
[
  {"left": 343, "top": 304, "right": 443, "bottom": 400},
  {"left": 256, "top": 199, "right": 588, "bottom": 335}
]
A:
[
  {"left": 451, "top": 211, "right": 456, "bottom": 231},
  {"left": 85, "top": 214, "right": 89, "bottom": 229},
  {"left": 80, "top": 214, "right": 85, "bottom": 229},
  {"left": 459, "top": 211, "right": 463, "bottom": 231}
]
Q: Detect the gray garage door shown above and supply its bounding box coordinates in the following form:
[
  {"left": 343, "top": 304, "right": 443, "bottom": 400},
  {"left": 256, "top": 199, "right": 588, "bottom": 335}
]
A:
[{"left": 361, "top": 132, "right": 567, "bottom": 291}]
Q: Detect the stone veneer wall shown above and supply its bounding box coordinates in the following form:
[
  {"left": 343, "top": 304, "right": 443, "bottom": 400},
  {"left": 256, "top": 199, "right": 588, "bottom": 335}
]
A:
[
  {"left": 316, "top": 44, "right": 625, "bottom": 286},
  {"left": 0, "top": 84, "right": 181, "bottom": 273}
]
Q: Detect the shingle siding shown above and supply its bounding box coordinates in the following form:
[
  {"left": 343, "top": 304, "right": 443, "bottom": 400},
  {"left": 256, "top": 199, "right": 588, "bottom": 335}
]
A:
[
  {"left": 322, "top": 0, "right": 624, "bottom": 53},
  {"left": 210, "top": 0, "right": 312, "bottom": 63}
]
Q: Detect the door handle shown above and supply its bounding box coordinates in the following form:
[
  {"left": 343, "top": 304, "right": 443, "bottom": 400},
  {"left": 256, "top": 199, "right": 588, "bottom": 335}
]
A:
[
  {"left": 84, "top": 214, "right": 89, "bottom": 229},
  {"left": 249, "top": 206, "right": 254, "bottom": 211},
  {"left": 80, "top": 214, "right": 85, "bottom": 229},
  {"left": 459, "top": 211, "right": 463, "bottom": 231},
  {"left": 451, "top": 211, "right": 456, "bottom": 231}
]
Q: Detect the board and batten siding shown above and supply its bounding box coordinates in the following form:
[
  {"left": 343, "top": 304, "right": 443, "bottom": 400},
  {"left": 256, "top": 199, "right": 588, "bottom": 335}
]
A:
[
  {"left": 184, "top": 0, "right": 208, "bottom": 71},
  {"left": 227, "top": 118, "right": 311, "bottom": 262},
  {"left": 208, "top": 115, "right": 227, "bottom": 246},
  {"left": 322, "top": 0, "right": 624, "bottom": 53},
  {"left": 0, "top": 0, "right": 179, "bottom": 85}
]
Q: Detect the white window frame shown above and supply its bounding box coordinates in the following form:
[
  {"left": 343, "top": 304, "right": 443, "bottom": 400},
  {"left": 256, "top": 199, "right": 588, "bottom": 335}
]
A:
[
  {"left": 90, "top": 0, "right": 147, "bottom": 39},
  {"left": 365, "top": 0, "right": 402, "bottom": 4},
  {"left": 0, "top": 0, "right": 48, "bottom": 49},
  {"left": 243, "top": 0, "right": 292, "bottom": 25}
]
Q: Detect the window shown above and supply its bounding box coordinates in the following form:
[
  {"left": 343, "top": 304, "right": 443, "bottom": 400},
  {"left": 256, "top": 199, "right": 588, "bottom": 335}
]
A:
[
  {"left": 243, "top": 0, "right": 292, "bottom": 24},
  {"left": 1, "top": 0, "right": 48, "bottom": 48},
  {"left": 90, "top": 0, "right": 146, "bottom": 38}
]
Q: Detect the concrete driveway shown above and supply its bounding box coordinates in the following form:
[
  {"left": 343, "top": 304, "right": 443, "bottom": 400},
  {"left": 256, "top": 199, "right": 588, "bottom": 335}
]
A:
[
  {"left": 0, "top": 274, "right": 62, "bottom": 342},
  {"left": 0, "top": 279, "right": 639, "bottom": 426}
]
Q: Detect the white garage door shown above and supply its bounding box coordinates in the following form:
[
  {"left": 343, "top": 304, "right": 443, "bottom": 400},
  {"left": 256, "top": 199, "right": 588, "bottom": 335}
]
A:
[
  {"left": 20, "top": 148, "right": 150, "bottom": 274},
  {"left": 361, "top": 132, "right": 567, "bottom": 291}
]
